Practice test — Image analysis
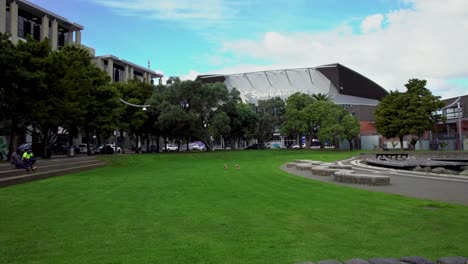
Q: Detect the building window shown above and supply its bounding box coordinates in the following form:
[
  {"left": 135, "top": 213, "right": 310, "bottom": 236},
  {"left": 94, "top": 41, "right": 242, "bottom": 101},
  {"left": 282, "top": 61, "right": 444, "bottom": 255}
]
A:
[
  {"left": 445, "top": 107, "right": 462, "bottom": 121},
  {"left": 114, "top": 66, "right": 125, "bottom": 82},
  {"left": 5, "top": 8, "right": 11, "bottom": 33},
  {"left": 33, "top": 23, "right": 41, "bottom": 40},
  {"left": 17, "top": 16, "right": 25, "bottom": 38}
]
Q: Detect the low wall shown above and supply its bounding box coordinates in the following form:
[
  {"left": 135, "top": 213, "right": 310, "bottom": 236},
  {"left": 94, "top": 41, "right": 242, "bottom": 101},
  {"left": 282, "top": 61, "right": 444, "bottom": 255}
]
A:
[
  {"left": 360, "top": 152, "right": 468, "bottom": 160},
  {"left": 296, "top": 256, "right": 467, "bottom": 264}
]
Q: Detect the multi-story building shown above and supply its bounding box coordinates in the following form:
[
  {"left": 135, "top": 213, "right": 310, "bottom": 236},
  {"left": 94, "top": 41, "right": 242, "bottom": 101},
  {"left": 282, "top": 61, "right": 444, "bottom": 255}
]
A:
[
  {"left": 433, "top": 95, "right": 468, "bottom": 150},
  {"left": 0, "top": 0, "right": 164, "bottom": 156},
  {"left": 93, "top": 55, "right": 163, "bottom": 85},
  {"left": 1, "top": 0, "right": 83, "bottom": 50}
]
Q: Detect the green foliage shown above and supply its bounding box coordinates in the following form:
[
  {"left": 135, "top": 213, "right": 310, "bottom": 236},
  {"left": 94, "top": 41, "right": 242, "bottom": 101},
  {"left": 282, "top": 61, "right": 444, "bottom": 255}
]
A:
[
  {"left": 438, "top": 141, "right": 449, "bottom": 150},
  {"left": 253, "top": 97, "right": 286, "bottom": 146},
  {"left": 375, "top": 79, "right": 444, "bottom": 150},
  {"left": 338, "top": 114, "right": 360, "bottom": 150},
  {"left": 284, "top": 93, "right": 348, "bottom": 148},
  {"left": 312, "top": 93, "right": 332, "bottom": 101}
]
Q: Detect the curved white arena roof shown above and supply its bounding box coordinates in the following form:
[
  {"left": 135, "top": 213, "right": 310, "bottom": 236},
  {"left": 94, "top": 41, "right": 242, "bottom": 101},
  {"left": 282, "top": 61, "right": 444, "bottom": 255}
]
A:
[{"left": 197, "top": 64, "right": 388, "bottom": 106}]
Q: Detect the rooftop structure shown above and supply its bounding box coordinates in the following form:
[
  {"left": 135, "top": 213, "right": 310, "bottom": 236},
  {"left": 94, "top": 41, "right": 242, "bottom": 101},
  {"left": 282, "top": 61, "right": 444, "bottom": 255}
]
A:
[
  {"left": 93, "top": 55, "right": 163, "bottom": 85},
  {"left": 197, "top": 63, "right": 388, "bottom": 106},
  {"left": 1, "top": 0, "right": 83, "bottom": 50}
]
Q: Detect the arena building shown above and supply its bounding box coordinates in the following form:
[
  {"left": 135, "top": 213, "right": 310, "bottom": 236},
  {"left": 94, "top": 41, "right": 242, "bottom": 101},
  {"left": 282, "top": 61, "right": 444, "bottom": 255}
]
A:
[
  {"left": 198, "top": 63, "right": 390, "bottom": 149},
  {"left": 197, "top": 63, "right": 388, "bottom": 106}
]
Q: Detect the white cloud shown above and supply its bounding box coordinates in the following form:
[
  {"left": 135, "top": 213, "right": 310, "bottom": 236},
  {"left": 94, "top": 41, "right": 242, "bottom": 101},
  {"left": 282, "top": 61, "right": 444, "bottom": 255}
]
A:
[
  {"left": 90, "top": 0, "right": 235, "bottom": 22},
  {"left": 360, "top": 14, "right": 384, "bottom": 33},
  {"left": 212, "top": 0, "right": 468, "bottom": 98},
  {"left": 180, "top": 70, "right": 201, "bottom": 81}
]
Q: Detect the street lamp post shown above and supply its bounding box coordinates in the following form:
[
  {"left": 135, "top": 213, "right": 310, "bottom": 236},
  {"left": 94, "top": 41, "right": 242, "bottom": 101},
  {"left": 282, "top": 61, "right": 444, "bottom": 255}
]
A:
[{"left": 458, "top": 102, "right": 463, "bottom": 151}]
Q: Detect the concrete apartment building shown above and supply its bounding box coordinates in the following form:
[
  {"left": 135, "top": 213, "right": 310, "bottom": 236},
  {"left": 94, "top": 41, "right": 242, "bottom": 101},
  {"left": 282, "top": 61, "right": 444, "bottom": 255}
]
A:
[
  {"left": 0, "top": 0, "right": 82, "bottom": 50},
  {"left": 0, "top": 0, "right": 163, "bottom": 85},
  {"left": 93, "top": 55, "right": 163, "bottom": 85}
]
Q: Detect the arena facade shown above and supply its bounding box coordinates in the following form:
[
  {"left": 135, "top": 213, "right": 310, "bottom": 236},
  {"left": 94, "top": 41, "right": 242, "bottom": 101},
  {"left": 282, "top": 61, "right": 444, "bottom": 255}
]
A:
[
  {"left": 197, "top": 63, "right": 390, "bottom": 150},
  {"left": 197, "top": 63, "right": 388, "bottom": 106}
]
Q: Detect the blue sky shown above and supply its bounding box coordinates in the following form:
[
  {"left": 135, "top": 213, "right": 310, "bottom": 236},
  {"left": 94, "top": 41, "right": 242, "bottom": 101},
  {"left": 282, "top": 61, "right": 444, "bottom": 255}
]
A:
[{"left": 28, "top": 0, "right": 468, "bottom": 98}]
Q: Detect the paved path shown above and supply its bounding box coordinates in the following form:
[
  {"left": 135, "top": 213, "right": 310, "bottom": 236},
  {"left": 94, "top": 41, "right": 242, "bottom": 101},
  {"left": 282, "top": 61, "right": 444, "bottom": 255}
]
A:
[{"left": 281, "top": 157, "right": 468, "bottom": 206}]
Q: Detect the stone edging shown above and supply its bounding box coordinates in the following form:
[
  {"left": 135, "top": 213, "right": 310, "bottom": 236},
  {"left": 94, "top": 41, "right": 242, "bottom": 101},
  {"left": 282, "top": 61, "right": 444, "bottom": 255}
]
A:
[
  {"left": 296, "top": 256, "right": 467, "bottom": 264},
  {"left": 284, "top": 159, "right": 391, "bottom": 186}
]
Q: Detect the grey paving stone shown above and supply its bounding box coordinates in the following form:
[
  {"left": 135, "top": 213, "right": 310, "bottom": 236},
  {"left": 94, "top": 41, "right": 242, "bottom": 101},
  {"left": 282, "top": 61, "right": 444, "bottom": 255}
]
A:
[
  {"left": 400, "top": 256, "right": 435, "bottom": 264},
  {"left": 344, "top": 258, "right": 370, "bottom": 264},
  {"left": 368, "top": 258, "right": 401, "bottom": 264},
  {"left": 318, "top": 260, "right": 342, "bottom": 264},
  {"left": 437, "top": 256, "right": 467, "bottom": 264}
]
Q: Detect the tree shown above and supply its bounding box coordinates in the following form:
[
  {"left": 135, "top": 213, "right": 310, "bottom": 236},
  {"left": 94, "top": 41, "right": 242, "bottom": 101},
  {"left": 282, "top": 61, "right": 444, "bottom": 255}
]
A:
[
  {"left": 339, "top": 114, "right": 360, "bottom": 150},
  {"left": 115, "top": 80, "right": 154, "bottom": 153},
  {"left": 375, "top": 90, "right": 408, "bottom": 150},
  {"left": 0, "top": 34, "right": 49, "bottom": 158},
  {"left": 254, "top": 97, "right": 285, "bottom": 147},
  {"left": 185, "top": 81, "right": 229, "bottom": 151},
  {"left": 403, "top": 79, "right": 444, "bottom": 149},
  {"left": 283, "top": 93, "right": 312, "bottom": 147},
  {"left": 375, "top": 79, "right": 444, "bottom": 150},
  {"left": 312, "top": 93, "right": 331, "bottom": 102}
]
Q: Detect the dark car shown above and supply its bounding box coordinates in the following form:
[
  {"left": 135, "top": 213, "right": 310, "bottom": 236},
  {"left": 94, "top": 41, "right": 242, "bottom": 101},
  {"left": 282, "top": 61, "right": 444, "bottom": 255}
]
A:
[{"left": 245, "top": 143, "right": 264, "bottom": 150}]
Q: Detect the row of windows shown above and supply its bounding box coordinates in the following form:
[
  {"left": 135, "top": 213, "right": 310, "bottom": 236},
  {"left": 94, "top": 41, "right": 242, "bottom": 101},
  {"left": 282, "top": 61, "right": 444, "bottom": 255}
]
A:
[{"left": 4, "top": 7, "right": 74, "bottom": 49}]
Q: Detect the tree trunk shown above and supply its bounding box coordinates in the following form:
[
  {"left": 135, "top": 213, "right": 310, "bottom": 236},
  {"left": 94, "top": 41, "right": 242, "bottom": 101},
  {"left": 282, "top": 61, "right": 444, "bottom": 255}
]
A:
[
  {"left": 399, "top": 136, "right": 404, "bottom": 151},
  {"left": 156, "top": 135, "right": 160, "bottom": 153},
  {"left": 42, "top": 127, "right": 50, "bottom": 158},
  {"left": 348, "top": 139, "right": 353, "bottom": 151},
  {"left": 7, "top": 118, "right": 18, "bottom": 161}
]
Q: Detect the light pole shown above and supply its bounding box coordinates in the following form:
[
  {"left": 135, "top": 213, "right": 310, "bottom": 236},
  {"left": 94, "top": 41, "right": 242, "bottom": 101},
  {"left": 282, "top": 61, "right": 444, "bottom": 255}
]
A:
[{"left": 458, "top": 102, "right": 463, "bottom": 150}]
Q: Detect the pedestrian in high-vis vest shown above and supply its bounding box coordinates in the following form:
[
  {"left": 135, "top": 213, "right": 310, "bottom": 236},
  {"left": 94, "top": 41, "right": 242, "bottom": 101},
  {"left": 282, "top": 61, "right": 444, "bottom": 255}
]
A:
[{"left": 22, "top": 149, "right": 37, "bottom": 170}]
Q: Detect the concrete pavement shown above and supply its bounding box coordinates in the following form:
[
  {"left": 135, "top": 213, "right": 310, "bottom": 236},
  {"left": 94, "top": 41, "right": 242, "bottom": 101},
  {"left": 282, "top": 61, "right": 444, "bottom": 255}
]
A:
[{"left": 281, "top": 157, "right": 468, "bottom": 206}]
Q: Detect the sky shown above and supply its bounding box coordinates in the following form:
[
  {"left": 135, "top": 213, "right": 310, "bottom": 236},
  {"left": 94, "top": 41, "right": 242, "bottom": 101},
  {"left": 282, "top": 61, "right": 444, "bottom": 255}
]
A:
[{"left": 27, "top": 0, "right": 468, "bottom": 99}]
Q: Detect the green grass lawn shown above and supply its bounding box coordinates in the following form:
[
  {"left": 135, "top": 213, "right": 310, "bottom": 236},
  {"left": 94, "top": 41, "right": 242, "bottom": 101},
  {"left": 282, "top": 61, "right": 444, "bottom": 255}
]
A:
[{"left": 1, "top": 150, "right": 467, "bottom": 264}]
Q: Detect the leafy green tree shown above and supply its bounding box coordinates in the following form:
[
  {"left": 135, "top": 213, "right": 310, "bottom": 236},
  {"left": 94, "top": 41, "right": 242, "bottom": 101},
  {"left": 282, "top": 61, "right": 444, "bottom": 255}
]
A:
[
  {"left": 216, "top": 88, "right": 256, "bottom": 149},
  {"left": 403, "top": 79, "right": 444, "bottom": 149},
  {"left": 283, "top": 93, "right": 312, "bottom": 147},
  {"left": 115, "top": 80, "right": 154, "bottom": 153},
  {"left": 0, "top": 34, "right": 48, "bottom": 158},
  {"left": 339, "top": 114, "right": 360, "bottom": 150},
  {"left": 375, "top": 90, "right": 408, "bottom": 150},
  {"left": 254, "top": 97, "right": 285, "bottom": 147},
  {"left": 185, "top": 81, "right": 229, "bottom": 151},
  {"left": 312, "top": 93, "right": 331, "bottom": 102},
  {"left": 375, "top": 79, "right": 443, "bottom": 150}
]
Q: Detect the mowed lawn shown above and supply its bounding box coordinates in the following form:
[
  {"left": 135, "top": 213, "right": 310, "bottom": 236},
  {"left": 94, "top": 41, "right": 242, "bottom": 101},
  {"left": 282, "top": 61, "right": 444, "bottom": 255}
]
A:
[{"left": 1, "top": 150, "right": 467, "bottom": 264}]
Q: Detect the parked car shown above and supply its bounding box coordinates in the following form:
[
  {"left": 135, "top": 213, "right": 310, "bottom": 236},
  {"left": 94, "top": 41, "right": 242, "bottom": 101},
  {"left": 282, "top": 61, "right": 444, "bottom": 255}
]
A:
[
  {"left": 292, "top": 144, "right": 305, "bottom": 149},
  {"left": 78, "top": 144, "right": 96, "bottom": 154},
  {"left": 245, "top": 143, "right": 265, "bottom": 150},
  {"left": 188, "top": 143, "right": 205, "bottom": 151},
  {"left": 97, "top": 144, "right": 121, "bottom": 154},
  {"left": 79, "top": 144, "right": 88, "bottom": 153},
  {"left": 165, "top": 144, "right": 179, "bottom": 152}
]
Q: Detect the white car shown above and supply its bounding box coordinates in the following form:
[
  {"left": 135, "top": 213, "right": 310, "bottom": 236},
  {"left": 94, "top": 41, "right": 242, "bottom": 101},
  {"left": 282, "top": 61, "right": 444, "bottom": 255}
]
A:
[
  {"left": 98, "top": 144, "right": 121, "bottom": 154},
  {"left": 165, "top": 145, "right": 178, "bottom": 152},
  {"left": 188, "top": 143, "right": 204, "bottom": 151},
  {"left": 79, "top": 144, "right": 88, "bottom": 153}
]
